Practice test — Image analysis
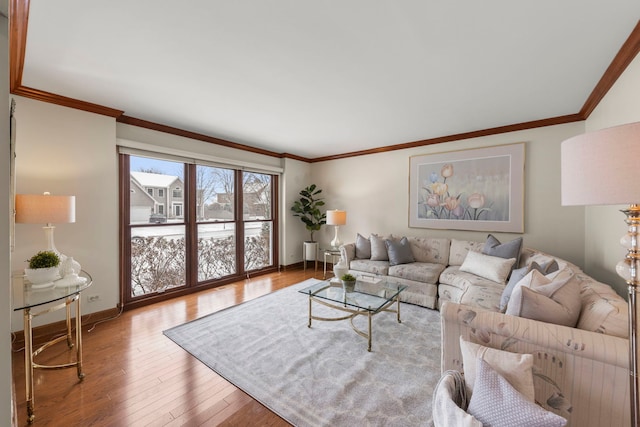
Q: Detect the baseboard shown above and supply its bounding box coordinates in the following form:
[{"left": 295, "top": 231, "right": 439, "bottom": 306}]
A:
[{"left": 11, "top": 306, "right": 121, "bottom": 350}]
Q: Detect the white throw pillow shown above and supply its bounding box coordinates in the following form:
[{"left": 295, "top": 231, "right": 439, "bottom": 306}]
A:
[
  {"left": 467, "top": 359, "right": 567, "bottom": 427},
  {"left": 460, "top": 337, "right": 535, "bottom": 402},
  {"left": 459, "top": 251, "right": 516, "bottom": 283},
  {"left": 506, "top": 268, "right": 582, "bottom": 327}
]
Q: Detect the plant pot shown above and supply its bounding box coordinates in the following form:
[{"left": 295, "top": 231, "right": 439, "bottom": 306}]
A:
[
  {"left": 24, "top": 267, "right": 60, "bottom": 286},
  {"left": 342, "top": 280, "right": 356, "bottom": 293},
  {"left": 304, "top": 241, "right": 318, "bottom": 261}
]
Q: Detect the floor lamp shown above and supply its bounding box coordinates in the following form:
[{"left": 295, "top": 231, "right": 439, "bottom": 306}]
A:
[
  {"left": 561, "top": 121, "right": 640, "bottom": 427},
  {"left": 326, "top": 209, "right": 347, "bottom": 249}
]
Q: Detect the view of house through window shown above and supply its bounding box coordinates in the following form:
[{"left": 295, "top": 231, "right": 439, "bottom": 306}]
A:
[{"left": 122, "top": 153, "right": 277, "bottom": 306}]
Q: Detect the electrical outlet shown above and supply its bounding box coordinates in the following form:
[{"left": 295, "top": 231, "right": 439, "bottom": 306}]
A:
[{"left": 87, "top": 294, "right": 101, "bottom": 303}]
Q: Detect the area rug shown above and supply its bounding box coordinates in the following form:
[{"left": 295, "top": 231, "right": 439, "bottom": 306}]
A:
[{"left": 163, "top": 279, "right": 442, "bottom": 426}]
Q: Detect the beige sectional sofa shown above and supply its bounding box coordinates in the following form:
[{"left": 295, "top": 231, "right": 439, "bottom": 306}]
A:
[{"left": 339, "top": 233, "right": 630, "bottom": 426}]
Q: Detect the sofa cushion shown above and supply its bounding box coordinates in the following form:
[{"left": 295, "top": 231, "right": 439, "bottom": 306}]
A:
[
  {"left": 459, "top": 251, "right": 516, "bottom": 284},
  {"left": 407, "top": 236, "right": 450, "bottom": 264},
  {"left": 385, "top": 236, "right": 415, "bottom": 266},
  {"left": 506, "top": 269, "right": 581, "bottom": 327},
  {"left": 460, "top": 337, "right": 535, "bottom": 401},
  {"left": 449, "top": 239, "right": 485, "bottom": 266},
  {"left": 370, "top": 234, "right": 392, "bottom": 261},
  {"left": 388, "top": 262, "right": 445, "bottom": 284},
  {"left": 467, "top": 359, "right": 567, "bottom": 427},
  {"left": 349, "top": 259, "right": 389, "bottom": 276},
  {"left": 355, "top": 233, "right": 371, "bottom": 259},
  {"left": 482, "top": 234, "right": 523, "bottom": 270}
]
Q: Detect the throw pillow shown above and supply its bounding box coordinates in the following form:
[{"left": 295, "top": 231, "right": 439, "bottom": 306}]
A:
[
  {"left": 482, "top": 234, "right": 523, "bottom": 271},
  {"left": 459, "top": 251, "right": 516, "bottom": 284},
  {"left": 500, "top": 260, "right": 559, "bottom": 311},
  {"left": 506, "top": 268, "right": 582, "bottom": 327},
  {"left": 370, "top": 234, "right": 390, "bottom": 261},
  {"left": 460, "top": 337, "right": 535, "bottom": 402},
  {"left": 467, "top": 359, "right": 567, "bottom": 427},
  {"left": 385, "top": 237, "right": 415, "bottom": 266},
  {"left": 355, "top": 233, "right": 371, "bottom": 259}
]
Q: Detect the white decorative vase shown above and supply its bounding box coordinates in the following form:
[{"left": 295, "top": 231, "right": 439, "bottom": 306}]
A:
[
  {"left": 61, "top": 256, "right": 81, "bottom": 277},
  {"left": 333, "top": 262, "right": 349, "bottom": 280},
  {"left": 24, "top": 267, "right": 60, "bottom": 286}
]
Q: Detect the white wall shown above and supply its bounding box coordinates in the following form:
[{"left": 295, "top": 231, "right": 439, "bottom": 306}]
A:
[
  {"left": 583, "top": 52, "right": 640, "bottom": 296},
  {"left": 11, "top": 96, "right": 119, "bottom": 328},
  {"left": 0, "top": 0, "right": 13, "bottom": 422},
  {"left": 310, "top": 122, "right": 588, "bottom": 272}
]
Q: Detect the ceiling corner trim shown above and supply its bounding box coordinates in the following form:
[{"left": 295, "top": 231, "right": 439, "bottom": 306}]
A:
[
  {"left": 13, "top": 85, "right": 124, "bottom": 117},
  {"left": 580, "top": 19, "right": 640, "bottom": 119},
  {"left": 116, "top": 115, "right": 289, "bottom": 160},
  {"left": 9, "top": 0, "right": 29, "bottom": 92}
]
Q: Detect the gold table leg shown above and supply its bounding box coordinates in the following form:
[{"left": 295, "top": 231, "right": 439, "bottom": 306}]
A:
[{"left": 24, "top": 308, "right": 34, "bottom": 424}]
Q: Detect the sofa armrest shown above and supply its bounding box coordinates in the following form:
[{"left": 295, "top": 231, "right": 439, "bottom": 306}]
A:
[
  {"left": 440, "top": 301, "right": 629, "bottom": 426},
  {"left": 339, "top": 243, "right": 355, "bottom": 266}
]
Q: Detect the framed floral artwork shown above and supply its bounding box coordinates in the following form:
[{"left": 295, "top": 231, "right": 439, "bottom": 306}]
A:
[{"left": 409, "top": 143, "right": 525, "bottom": 232}]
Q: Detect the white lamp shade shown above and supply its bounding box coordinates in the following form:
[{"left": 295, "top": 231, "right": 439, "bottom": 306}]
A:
[
  {"left": 326, "top": 209, "right": 347, "bottom": 226},
  {"left": 15, "top": 193, "right": 76, "bottom": 224},
  {"left": 561, "top": 121, "right": 640, "bottom": 206}
]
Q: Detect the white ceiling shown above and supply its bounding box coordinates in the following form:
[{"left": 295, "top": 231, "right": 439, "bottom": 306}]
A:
[{"left": 20, "top": 1, "right": 640, "bottom": 159}]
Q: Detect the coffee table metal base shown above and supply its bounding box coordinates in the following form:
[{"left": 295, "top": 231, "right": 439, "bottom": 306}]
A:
[{"left": 306, "top": 293, "right": 402, "bottom": 351}]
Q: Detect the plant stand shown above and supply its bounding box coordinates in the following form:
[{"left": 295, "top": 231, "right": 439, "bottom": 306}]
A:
[{"left": 302, "top": 242, "right": 318, "bottom": 273}]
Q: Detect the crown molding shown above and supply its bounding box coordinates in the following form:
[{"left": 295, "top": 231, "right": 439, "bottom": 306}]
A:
[{"left": 8, "top": 2, "right": 640, "bottom": 162}]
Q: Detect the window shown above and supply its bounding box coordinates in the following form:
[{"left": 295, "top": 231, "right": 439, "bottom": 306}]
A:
[
  {"left": 158, "top": 188, "right": 164, "bottom": 197},
  {"left": 120, "top": 153, "right": 278, "bottom": 308},
  {"left": 147, "top": 188, "right": 153, "bottom": 196}
]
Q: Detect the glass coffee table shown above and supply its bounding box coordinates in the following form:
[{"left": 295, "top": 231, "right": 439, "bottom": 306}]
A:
[{"left": 299, "top": 278, "right": 407, "bottom": 351}]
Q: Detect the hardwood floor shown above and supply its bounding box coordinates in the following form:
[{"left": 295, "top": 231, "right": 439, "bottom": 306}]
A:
[{"left": 12, "top": 268, "right": 324, "bottom": 426}]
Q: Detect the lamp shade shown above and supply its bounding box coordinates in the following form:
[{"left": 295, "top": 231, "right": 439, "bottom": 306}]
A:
[
  {"left": 561, "top": 121, "right": 640, "bottom": 206},
  {"left": 15, "top": 193, "right": 76, "bottom": 224},
  {"left": 326, "top": 209, "right": 347, "bottom": 226}
]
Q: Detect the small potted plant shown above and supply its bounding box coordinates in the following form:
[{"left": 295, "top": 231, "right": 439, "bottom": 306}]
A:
[
  {"left": 341, "top": 273, "right": 357, "bottom": 293},
  {"left": 24, "top": 250, "right": 61, "bottom": 286}
]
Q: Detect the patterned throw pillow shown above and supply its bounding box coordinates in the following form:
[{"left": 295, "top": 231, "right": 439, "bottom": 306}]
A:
[{"left": 468, "top": 359, "right": 567, "bottom": 427}]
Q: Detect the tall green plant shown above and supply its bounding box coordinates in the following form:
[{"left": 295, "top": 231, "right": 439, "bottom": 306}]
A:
[{"left": 291, "top": 184, "right": 326, "bottom": 242}]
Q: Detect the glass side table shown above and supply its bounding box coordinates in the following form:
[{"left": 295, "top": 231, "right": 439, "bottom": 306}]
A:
[
  {"left": 13, "top": 270, "right": 93, "bottom": 423},
  {"left": 322, "top": 248, "right": 342, "bottom": 279}
]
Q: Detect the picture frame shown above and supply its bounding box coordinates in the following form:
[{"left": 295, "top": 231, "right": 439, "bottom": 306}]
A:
[{"left": 408, "top": 142, "right": 525, "bottom": 232}]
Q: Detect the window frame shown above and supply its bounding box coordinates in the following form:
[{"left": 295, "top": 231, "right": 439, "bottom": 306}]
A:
[{"left": 119, "top": 153, "right": 279, "bottom": 310}]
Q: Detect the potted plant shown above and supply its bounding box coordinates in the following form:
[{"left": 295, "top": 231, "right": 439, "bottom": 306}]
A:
[
  {"left": 341, "top": 273, "right": 357, "bottom": 293},
  {"left": 291, "top": 184, "right": 327, "bottom": 261},
  {"left": 24, "top": 250, "right": 61, "bottom": 286}
]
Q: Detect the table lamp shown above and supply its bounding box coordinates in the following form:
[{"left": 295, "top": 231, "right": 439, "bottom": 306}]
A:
[
  {"left": 561, "top": 121, "right": 640, "bottom": 427},
  {"left": 15, "top": 191, "right": 76, "bottom": 261},
  {"left": 327, "top": 209, "right": 347, "bottom": 249}
]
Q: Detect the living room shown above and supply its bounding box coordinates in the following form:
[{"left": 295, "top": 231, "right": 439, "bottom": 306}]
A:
[{"left": 2, "top": 2, "right": 640, "bottom": 425}]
